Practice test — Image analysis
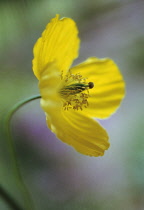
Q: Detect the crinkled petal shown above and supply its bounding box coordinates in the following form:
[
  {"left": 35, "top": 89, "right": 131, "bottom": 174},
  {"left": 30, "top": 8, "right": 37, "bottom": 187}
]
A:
[
  {"left": 71, "top": 57, "right": 125, "bottom": 118},
  {"left": 39, "top": 59, "right": 109, "bottom": 157},
  {"left": 44, "top": 109, "right": 109, "bottom": 157},
  {"left": 39, "top": 62, "right": 62, "bottom": 111},
  {"left": 32, "top": 14, "right": 80, "bottom": 79}
]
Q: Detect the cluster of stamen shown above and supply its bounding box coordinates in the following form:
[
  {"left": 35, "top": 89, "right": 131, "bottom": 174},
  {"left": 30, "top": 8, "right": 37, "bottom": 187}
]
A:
[{"left": 59, "top": 71, "right": 94, "bottom": 111}]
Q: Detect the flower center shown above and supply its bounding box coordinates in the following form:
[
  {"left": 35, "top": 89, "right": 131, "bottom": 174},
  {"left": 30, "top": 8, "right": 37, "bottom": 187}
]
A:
[{"left": 59, "top": 71, "right": 94, "bottom": 110}]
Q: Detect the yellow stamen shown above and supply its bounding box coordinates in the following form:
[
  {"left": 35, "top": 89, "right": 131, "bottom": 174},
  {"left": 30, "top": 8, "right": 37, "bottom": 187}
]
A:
[{"left": 59, "top": 71, "right": 94, "bottom": 110}]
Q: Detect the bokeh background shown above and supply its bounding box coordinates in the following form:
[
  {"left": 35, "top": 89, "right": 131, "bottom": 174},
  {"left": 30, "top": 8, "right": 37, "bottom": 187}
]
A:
[{"left": 0, "top": 0, "right": 144, "bottom": 209}]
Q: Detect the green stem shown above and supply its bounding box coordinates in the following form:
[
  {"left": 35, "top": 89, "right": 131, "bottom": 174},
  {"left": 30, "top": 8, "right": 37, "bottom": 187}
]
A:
[
  {"left": 4, "top": 95, "right": 41, "bottom": 210},
  {"left": 0, "top": 185, "right": 23, "bottom": 210}
]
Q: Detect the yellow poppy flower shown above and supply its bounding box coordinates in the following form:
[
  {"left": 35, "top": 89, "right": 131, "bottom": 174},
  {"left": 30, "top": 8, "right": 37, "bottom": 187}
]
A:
[{"left": 32, "top": 14, "right": 125, "bottom": 156}]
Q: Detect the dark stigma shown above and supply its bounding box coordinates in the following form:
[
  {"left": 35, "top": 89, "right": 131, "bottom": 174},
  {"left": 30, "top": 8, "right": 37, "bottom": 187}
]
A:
[
  {"left": 60, "top": 82, "right": 94, "bottom": 96},
  {"left": 88, "top": 82, "right": 94, "bottom": 89}
]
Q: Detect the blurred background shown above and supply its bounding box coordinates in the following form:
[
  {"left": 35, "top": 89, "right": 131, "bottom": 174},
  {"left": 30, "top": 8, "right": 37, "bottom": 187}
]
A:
[{"left": 0, "top": 0, "right": 144, "bottom": 209}]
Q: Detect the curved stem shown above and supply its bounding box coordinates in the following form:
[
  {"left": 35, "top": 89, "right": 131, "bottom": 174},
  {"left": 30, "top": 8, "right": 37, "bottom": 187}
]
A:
[
  {"left": 0, "top": 185, "right": 23, "bottom": 210},
  {"left": 3, "top": 95, "right": 41, "bottom": 210}
]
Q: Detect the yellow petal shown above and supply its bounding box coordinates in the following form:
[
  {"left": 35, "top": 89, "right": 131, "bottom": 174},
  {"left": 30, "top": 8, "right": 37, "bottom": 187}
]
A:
[
  {"left": 44, "top": 109, "right": 109, "bottom": 157},
  {"left": 32, "top": 14, "right": 80, "bottom": 80},
  {"left": 39, "top": 59, "right": 109, "bottom": 157},
  {"left": 39, "top": 61, "right": 62, "bottom": 111},
  {"left": 71, "top": 57, "right": 125, "bottom": 118}
]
